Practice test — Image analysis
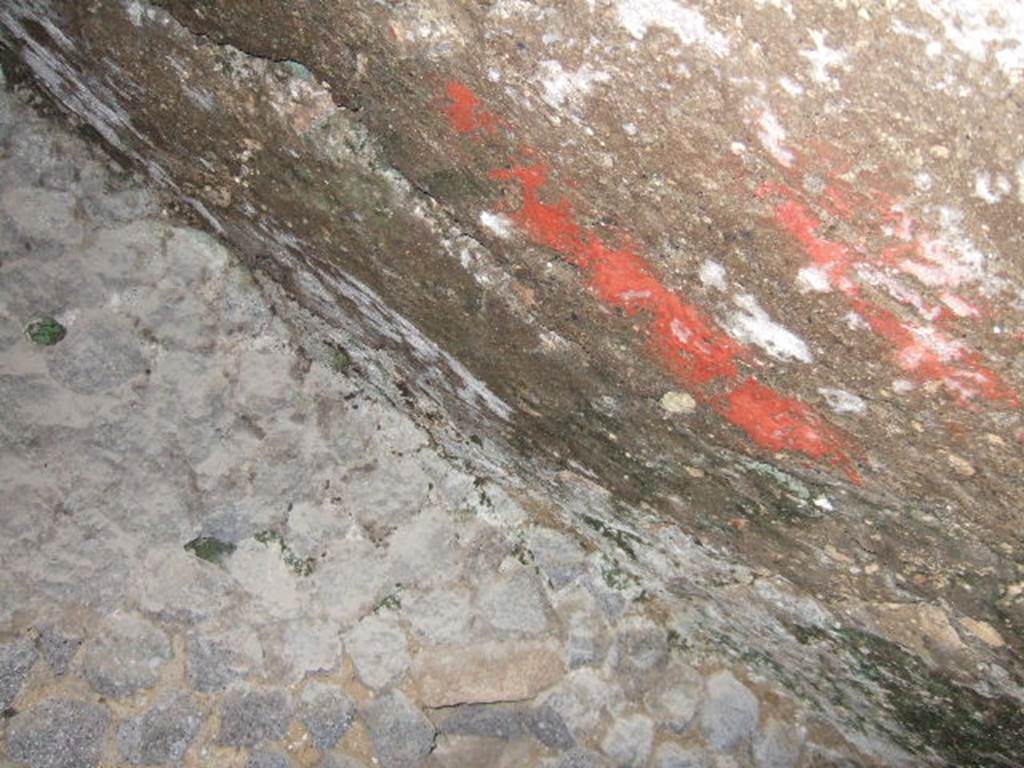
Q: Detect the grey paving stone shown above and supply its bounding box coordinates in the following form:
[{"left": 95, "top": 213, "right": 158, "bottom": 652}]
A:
[
  {"left": 557, "top": 748, "right": 612, "bottom": 768},
  {"left": 248, "top": 749, "right": 292, "bottom": 768},
  {"left": 402, "top": 584, "right": 474, "bottom": 645},
  {"left": 35, "top": 625, "right": 81, "bottom": 676},
  {"left": 81, "top": 613, "right": 172, "bottom": 698},
  {"left": 345, "top": 614, "right": 409, "bottom": 690},
  {"left": 116, "top": 691, "right": 203, "bottom": 765},
  {"left": 362, "top": 690, "right": 435, "bottom": 768},
  {"left": 611, "top": 619, "right": 668, "bottom": 679},
  {"left": 699, "top": 671, "right": 760, "bottom": 752},
  {"left": 45, "top": 315, "right": 147, "bottom": 395},
  {"left": 479, "top": 568, "right": 550, "bottom": 635},
  {"left": 600, "top": 714, "right": 654, "bottom": 768},
  {"left": 652, "top": 743, "right": 709, "bottom": 768},
  {"left": 438, "top": 703, "right": 524, "bottom": 740},
  {"left": 218, "top": 687, "right": 292, "bottom": 747},
  {"left": 644, "top": 663, "right": 704, "bottom": 734},
  {"left": 6, "top": 698, "right": 110, "bottom": 768},
  {"left": 527, "top": 528, "right": 588, "bottom": 590},
  {"left": 524, "top": 703, "right": 576, "bottom": 750},
  {"left": 566, "top": 612, "right": 606, "bottom": 669},
  {"left": 185, "top": 631, "right": 245, "bottom": 693},
  {"left": 0, "top": 637, "right": 36, "bottom": 708},
  {"left": 752, "top": 719, "right": 805, "bottom": 768},
  {"left": 299, "top": 682, "right": 356, "bottom": 750}
]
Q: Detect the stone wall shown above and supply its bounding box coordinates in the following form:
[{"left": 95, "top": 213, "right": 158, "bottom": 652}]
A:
[{"left": 3, "top": 1, "right": 1023, "bottom": 763}]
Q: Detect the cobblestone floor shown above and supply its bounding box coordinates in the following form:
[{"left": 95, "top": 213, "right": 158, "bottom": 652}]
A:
[{"left": 0, "top": 67, "right": 899, "bottom": 768}]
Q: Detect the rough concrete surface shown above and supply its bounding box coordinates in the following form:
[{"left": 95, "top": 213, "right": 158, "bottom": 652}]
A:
[{"left": 0, "top": 1, "right": 1023, "bottom": 766}]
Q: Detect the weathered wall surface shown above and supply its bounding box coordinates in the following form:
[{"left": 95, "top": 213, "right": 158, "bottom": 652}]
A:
[{"left": 2, "top": 1, "right": 1024, "bottom": 764}]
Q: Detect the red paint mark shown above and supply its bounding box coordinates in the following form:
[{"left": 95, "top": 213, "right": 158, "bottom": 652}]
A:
[
  {"left": 485, "top": 159, "right": 859, "bottom": 478},
  {"left": 441, "top": 85, "right": 861, "bottom": 481},
  {"left": 724, "top": 379, "right": 857, "bottom": 474},
  {"left": 763, "top": 181, "right": 1018, "bottom": 408},
  {"left": 444, "top": 81, "right": 500, "bottom": 136},
  {"left": 849, "top": 298, "right": 1018, "bottom": 407},
  {"left": 493, "top": 163, "right": 745, "bottom": 388}
]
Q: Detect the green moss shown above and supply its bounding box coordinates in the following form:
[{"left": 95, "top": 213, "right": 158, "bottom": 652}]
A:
[
  {"left": 254, "top": 529, "right": 316, "bottom": 577},
  {"left": 600, "top": 554, "right": 637, "bottom": 591},
  {"left": 421, "top": 168, "right": 487, "bottom": 202},
  {"left": 184, "top": 536, "right": 236, "bottom": 564},
  {"left": 511, "top": 538, "right": 533, "bottom": 566},
  {"left": 25, "top": 317, "right": 66, "bottom": 346},
  {"left": 582, "top": 514, "right": 641, "bottom": 560},
  {"left": 794, "top": 624, "right": 1024, "bottom": 766},
  {"left": 324, "top": 343, "right": 351, "bottom": 372},
  {"left": 375, "top": 586, "right": 404, "bottom": 613}
]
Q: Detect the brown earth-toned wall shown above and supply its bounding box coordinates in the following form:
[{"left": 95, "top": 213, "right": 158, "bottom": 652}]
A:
[{"left": 3, "top": 2, "right": 1024, "bottom": 763}]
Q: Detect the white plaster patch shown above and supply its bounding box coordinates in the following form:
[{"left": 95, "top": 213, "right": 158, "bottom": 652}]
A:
[
  {"left": 817, "top": 387, "right": 866, "bottom": 415},
  {"left": 698, "top": 259, "right": 727, "bottom": 291},
  {"left": 727, "top": 294, "right": 812, "bottom": 363},
  {"left": 844, "top": 311, "right": 869, "bottom": 331},
  {"left": 917, "top": 0, "right": 1024, "bottom": 83},
  {"left": 799, "top": 30, "right": 847, "bottom": 85},
  {"left": 537, "top": 60, "right": 611, "bottom": 110},
  {"left": 753, "top": 0, "right": 795, "bottom": 19},
  {"left": 660, "top": 390, "right": 697, "bottom": 414},
  {"left": 756, "top": 108, "right": 794, "bottom": 167},
  {"left": 614, "top": 0, "right": 729, "bottom": 56},
  {"left": 813, "top": 495, "right": 834, "bottom": 512},
  {"left": 796, "top": 266, "right": 831, "bottom": 293},
  {"left": 778, "top": 76, "right": 804, "bottom": 97},
  {"left": 480, "top": 211, "right": 514, "bottom": 239},
  {"left": 940, "top": 292, "right": 979, "bottom": 317},
  {"left": 125, "top": 0, "right": 144, "bottom": 27},
  {"left": 914, "top": 206, "right": 989, "bottom": 288},
  {"left": 974, "top": 171, "right": 1011, "bottom": 204},
  {"left": 892, "top": 378, "right": 916, "bottom": 394}
]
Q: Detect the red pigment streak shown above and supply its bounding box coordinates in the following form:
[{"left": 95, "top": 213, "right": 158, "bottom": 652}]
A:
[
  {"left": 440, "top": 86, "right": 860, "bottom": 479},
  {"left": 491, "top": 161, "right": 858, "bottom": 476},
  {"left": 849, "top": 299, "right": 1019, "bottom": 407},
  {"left": 444, "top": 81, "right": 500, "bottom": 135},
  {"left": 725, "top": 379, "right": 859, "bottom": 479},
  {"left": 492, "top": 162, "right": 743, "bottom": 387},
  {"left": 764, "top": 182, "right": 1018, "bottom": 407}
]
